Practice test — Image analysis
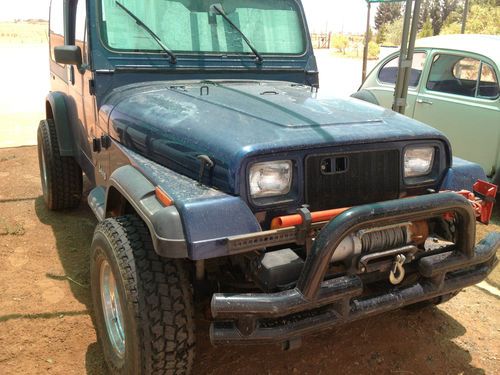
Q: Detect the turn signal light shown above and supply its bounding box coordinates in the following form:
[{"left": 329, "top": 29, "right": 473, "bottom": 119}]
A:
[{"left": 155, "top": 187, "right": 173, "bottom": 206}]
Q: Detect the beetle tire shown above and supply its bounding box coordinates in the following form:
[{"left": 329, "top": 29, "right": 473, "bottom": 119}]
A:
[
  {"left": 37, "top": 119, "right": 82, "bottom": 210},
  {"left": 90, "top": 215, "right": 195, "bottom": 375}
]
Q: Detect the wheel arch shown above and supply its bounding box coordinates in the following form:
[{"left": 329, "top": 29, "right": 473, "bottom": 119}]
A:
[
  {"left": 45, "top": 92, "right": 76, "bottom": 157},
  {"left": 89, "top": 165, "right": 188, "bottom": 258}
]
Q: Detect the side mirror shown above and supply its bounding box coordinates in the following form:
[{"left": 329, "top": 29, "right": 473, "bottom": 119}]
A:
[{"left": 54, "top": 45, "right": 82, "bottom": 67}]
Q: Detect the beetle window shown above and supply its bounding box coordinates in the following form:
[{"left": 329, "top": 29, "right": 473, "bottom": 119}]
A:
[
  {"left": 49, "top": 0, "right": 65, "bottom": 62},
  {"left": 99, "top": 0, "right": 305, "bottom": 55},
  {"left": 427, "top": 54, "right": 499, "bottom": 99},
  {"left": 478, "top": 62, "right": 499, "bottom": 98},
  {"left": 377, "top": 52, "right": 426, "bottom": 87},
  {"left": 452, "top": 57, "right": 480, "bottom": 81}
]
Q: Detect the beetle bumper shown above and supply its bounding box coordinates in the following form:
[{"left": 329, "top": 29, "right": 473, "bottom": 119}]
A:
[{"left": 210, "top": 193, "right": 499, "bottom": 346}]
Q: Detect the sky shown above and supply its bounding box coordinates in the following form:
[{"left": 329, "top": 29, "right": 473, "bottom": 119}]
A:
[{"left": 0, "top": 0, "right": 376, "bottom": 33}]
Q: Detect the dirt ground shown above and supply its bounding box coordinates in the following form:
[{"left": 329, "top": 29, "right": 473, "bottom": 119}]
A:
[{"left": 0, "top": 146, "right": 498, "bottom": 375}]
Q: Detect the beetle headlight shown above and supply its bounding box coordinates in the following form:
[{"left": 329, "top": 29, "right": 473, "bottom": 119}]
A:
[
  {"left": 249, "top": 161, "right": 292, "bottom": 198},
  {"left": 404, "top": 146, "right": 434, "bottom": 177}
]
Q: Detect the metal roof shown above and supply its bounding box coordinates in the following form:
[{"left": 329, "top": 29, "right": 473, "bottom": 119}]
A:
[{"left": 415, "top": 34, "right": 500, "bottom": 65}]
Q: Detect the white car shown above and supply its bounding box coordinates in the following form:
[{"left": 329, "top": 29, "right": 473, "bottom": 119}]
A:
[{"left": 355, "top": 35, "right": 500, "bottom": 183}]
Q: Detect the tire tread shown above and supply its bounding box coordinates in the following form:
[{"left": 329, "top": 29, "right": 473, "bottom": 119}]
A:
[
  {"left": 95, "top": 215, "right": 195, "bottom": 375},
  {"left": 38, "top": 119, "right": 82, "bottom": 209}
]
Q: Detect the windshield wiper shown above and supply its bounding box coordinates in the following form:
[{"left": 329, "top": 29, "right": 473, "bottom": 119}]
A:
[
  {"left": 115, "top": 1, "right": 177, "bottom": 64},
  {"left": 210, "top": 4, "right": 263, "bottom": 64}
]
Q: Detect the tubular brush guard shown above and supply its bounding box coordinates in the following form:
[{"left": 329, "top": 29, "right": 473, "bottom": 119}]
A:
[{"left": 210, "top": 193, "right": 499, "bottom": 346}]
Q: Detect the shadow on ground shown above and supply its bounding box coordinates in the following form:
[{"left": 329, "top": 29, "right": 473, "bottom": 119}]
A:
[
  {"left": 192, "top": 305, "right": 485, "bottom": 375},
  {"left": 34, "top": 192, "right": 497, "bottom": 375},
  {"left": 34, "top": 194, "right": 109, "bottom": 374}
]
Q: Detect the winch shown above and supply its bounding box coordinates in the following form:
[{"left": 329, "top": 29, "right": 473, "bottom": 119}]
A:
[
  {"left": 330, "top": 221, "right": 429, "bottom": 263},
  {"left": 247, "top": 182, "right": 496, "bottom": 291},
  {"left": 249, "top": 221, "right": 430, "bottom": 290}
]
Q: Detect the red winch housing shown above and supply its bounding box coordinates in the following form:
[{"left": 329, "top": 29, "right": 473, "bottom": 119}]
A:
[{"left": 449, "top": 180, "right": 497, "bottom": 224}]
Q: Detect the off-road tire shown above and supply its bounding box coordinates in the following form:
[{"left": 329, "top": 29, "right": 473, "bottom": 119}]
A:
[
  {"left": 90, "top": 215, "right": 195, "bottom": 375},
  {"left": 37, "top": 119, "right": 82, "bottom": 209}
]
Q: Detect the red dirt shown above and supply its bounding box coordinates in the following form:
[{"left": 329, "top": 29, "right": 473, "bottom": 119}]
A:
[{"left": 0, "top": 146, "right": 499, "bottom": 375}]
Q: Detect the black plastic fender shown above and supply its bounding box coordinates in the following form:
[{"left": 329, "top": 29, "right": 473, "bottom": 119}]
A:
[
  {"left": 45, "top": 92, "right": 75, "bottom": 156},
  {"left": 89, "top": 165, "right": 188, "bottom": 258}
]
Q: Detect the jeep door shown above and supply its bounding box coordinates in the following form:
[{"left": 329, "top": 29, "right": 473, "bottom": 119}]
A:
[
  {"left": 68, "top": 0, "right": 108, "bottom": 185},
  {"left": 413, "top": 51, "right": 500, "bottom": 178}
]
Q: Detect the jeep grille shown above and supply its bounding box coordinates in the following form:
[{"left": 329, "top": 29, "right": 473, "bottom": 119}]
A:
[{"left": 305, "top": 150, "right": 400, "bottom": 211}]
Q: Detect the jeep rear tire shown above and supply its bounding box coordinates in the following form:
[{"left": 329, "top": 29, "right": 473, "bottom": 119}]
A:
[
  {"left": 37, "top": 119, "right": 82, "bottom": 209},
  {"left": 90, "top": 215, "right": 195, "bottom": 375}
]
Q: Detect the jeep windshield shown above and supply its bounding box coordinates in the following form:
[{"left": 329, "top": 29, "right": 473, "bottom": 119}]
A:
[{"left": 99, "top": 0, "right": 306, "bottom": 56}]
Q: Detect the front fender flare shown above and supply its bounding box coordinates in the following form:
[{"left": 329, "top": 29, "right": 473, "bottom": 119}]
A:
[{"left": 105, "top": 165, "right": 188, "bottom": 258}]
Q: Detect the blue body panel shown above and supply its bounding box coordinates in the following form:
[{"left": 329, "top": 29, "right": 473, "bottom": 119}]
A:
[
  {"left": 103, "top": 80, "right": 451, "bottom": 194},
  {"left": 124, "top": 149, "right": 261, "bottom": 259},
  {"left": 440, "top": 157, "right": 487, "bottom": 192}
]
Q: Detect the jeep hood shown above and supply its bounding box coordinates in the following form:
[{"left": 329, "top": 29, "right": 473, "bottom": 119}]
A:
[{"left": 103, "top": 80, "right": 449, "bottom": 192}]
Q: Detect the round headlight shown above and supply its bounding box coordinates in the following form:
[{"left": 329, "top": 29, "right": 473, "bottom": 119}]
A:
[{"left": 249, "top": 160, "right": 292, "bottom": 198}]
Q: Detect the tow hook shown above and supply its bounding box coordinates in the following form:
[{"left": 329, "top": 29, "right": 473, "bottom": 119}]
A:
[{"left": 389, "top": 254, "right": 406, "bottom": 285}]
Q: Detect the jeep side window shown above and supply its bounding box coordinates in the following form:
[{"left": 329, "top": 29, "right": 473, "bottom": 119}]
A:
[
  {"left": 75, "top": 0, "right": 87, "bottom": 64},
  {"left": 426, "top": 54, "right": 499, "bottom": 99},
  {"left": 49, "top": 0, "right": 65, "bottom": 63},
  {"left": 377, "top": 52, "right": 426, "bottom": 87}
]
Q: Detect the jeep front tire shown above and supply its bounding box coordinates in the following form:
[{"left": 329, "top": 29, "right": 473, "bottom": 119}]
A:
[
  {"left": 37, "top": 119, "right": 82, "bottom": 209},
  {"left": 90, "top": 215, "right": 195, "bottom": 375}
]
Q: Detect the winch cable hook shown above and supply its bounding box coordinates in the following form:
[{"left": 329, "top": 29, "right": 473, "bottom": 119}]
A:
[{"left": 389, "top": 254, "right": 406, "bottom": 285}]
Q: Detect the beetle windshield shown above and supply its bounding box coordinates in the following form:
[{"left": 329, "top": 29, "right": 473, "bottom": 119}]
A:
[{"left": 99, "top": 0, "right": 306, "bottom": 55}]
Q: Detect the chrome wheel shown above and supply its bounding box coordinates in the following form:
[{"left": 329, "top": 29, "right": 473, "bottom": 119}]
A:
[{"left": 100, "top": 259, "right": 126, "bottom": 358}]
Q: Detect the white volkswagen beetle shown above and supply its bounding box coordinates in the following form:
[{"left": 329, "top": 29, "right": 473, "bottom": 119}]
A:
[{"left": 355, "top": 34, "right": 500, "bottom": 183}]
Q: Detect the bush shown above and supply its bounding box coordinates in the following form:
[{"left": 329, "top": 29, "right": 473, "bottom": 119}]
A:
[
  {"left": 418, "top": 18, "right": 434, "bottom": 38},
  {"left": 368, "top": 41, "right": 380, "bottom": 59},
  {"left": 440, "top": 22, "right": 461, "bottom": 35},
  {"left": 332, "top": 34, "right": 349, "bottom": 54}
]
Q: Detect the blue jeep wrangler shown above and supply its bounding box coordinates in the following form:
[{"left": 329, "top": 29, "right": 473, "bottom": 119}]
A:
[{"left": 38, "top": 0, "right": 499, "bottom": 374}]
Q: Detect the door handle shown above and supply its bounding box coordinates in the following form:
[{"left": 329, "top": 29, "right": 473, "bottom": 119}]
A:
[{"left": 416, "top": 99, "right": 433, "bottom": 105}]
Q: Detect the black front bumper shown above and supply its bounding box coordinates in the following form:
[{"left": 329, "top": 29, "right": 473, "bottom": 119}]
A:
[{"left": 210, "top": 193, "right": 499, "bottom": 346}]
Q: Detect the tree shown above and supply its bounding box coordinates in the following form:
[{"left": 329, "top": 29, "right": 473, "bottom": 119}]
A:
[
  {"left": 384, "top": 17, "right": 405, "bottom": 46},
  {"left": 422, "top": 0, "right": 461, "bottom": 35},
  {"left": 376, "top": 25, "right": 387, "bottom": 44},
  {"left": 441, "top": 2, "right": 500, "bottom": 34},
  {"left": 375, "top": 3, "right": 403, "bottom": 30},
  {"left": 418, "top": 18, "right": 434, "bottom": 38}
]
